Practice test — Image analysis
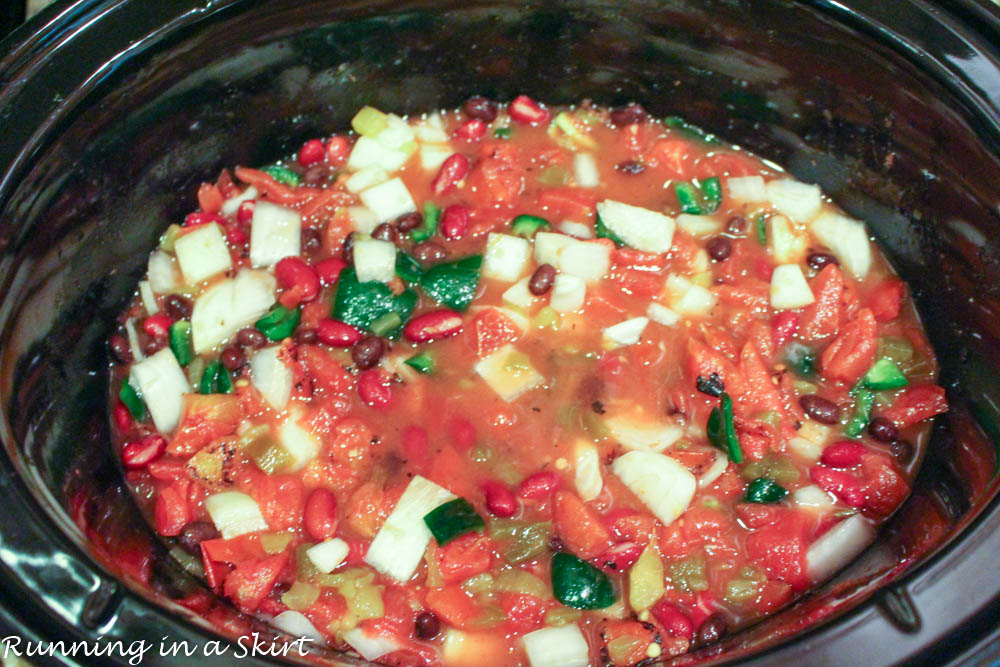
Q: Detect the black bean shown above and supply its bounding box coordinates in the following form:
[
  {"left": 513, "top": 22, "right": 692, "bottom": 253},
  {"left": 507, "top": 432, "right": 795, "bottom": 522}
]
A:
[
  {"left": 528, "top": 263, "right": 556, "bottom": 295},
  {"left": 372, "top": 222, "right": 399, "bottom": 244},
  {"left": 109, "top": 334, "right": 132, "bottom": 364},
  {"left": 868, "top": 417, "right": 900, "bottom": 443},
  {"left": 177, "top": 521, "right": 219, "bottom": 555},
  {"left": 220, "top": 345, "right": 245, "bottom": 371},
  {"left": 352, "top": 336, "right": 385, "bottom": 369},
  {"left": 294, "top": 328, "right": 318, "bottom": 345},
  {"left": 799, "top": 394, "right": 840, "bottom": 424},
  {"left": 342, "top": 232, "right": 357, "bottom": 264},
  {"left": 610, "top": 103, "right": 647, "bottom": 127},
  {"left": 707, "top": 236, "right": 733, "bottom": 261},
  {"left": 237, "top": 327, "right": 267, "bottom": 349},
  {"left": 413, "top": 241, "right": 448, "bottom": 264},
  {"left": 696, "top": 373, "right": 725, "bottom": 398},
  {"left": 463, "top": 96, "right": 499, "bottom": 122},
  {"left": 695, "top": 613, "right": 728, "bottom": 647},
  {"left": 164, "top": 294, "right": 193, "bottom": 321},
  {"left": 727, "top": 215, "right": 748, "bottom": 235},
  {"left": 395, "top": 211, "right": 423, "bottom": 233},
  {"left": 807, "top": 252, "right": 839, "bottom": 271},
  {"left": 142, "top": 337, "right": 164, "bottom": 356},
  {"left": 301, "top": 226, "right": 322, "bottom": 252},
  {"left": 616, "top": 160, "right": 645, "bottom": 175},
  {"left": 414, "top": 611, "right": 440, "bottom": 639},
  {"left": 890, "top": 439, "right": 914, "bottom": 464},
  {"left": 547, "top": 536, "right": 567, "bottom": 552}
]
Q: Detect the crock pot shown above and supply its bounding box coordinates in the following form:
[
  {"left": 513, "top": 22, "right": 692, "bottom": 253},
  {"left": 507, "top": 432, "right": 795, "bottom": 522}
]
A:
[{"left": 1, "top": 1, "right": 999, "bottom": 664}]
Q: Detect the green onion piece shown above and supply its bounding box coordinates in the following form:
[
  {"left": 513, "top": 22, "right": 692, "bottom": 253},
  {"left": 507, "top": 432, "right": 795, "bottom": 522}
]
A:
[
  {"left": 255, "top": 304, "right": 301, "bottom": 341},
  {"left": 262, "top": 165, "right": 301, "bottom": 187},
  {"left": 674, "top": 182, "right": 703, "bottom": 215},
  {"left": 595, "top": 213, "right": 626, "bottom": 247},
  {"left": 707, "top": 392, "right": 743, "bottom": 463},
  {"left": 744, "top": 477, "right": 788, "bottom": 504},
  {"left": 395, "top": 251, "right": 424, "bottom": 283},
  {"left": 493, "top": 127, "right": 512, "bottom": 139},
  {"left": 405, "top": 353, "right": 435, "bottom": 374},
  {"left": 844, "top": 389, "right": 876, "bottom": 437},
  {"left": 699, "top": 176, "right": 723, "bottom": 214},
  {"left": 423, "top": 498, "right": 485, "bottom": 546},
  {"left": 169, "top": 320, "right": 194, "bottom": 366},
  {"left": 370, "top": 311, "right": 403, "bottom": 337},
  {"left": 411, "top": 201, "right": 440, "bottom": 242},
  {"left": 200, "top": 360, "right": 222, "bottom": 395},
  {"left": 119, "top": 382, "right": 146, "bottom": 420},
  {"left": 756, "top": 214, "right": 767, "bottom": 245},
  {"left": 510, "top": 214, "right": 551, "bottom": 238},
  {"left": 551, "top": 552, "right": 616, "bottom": 610},
  {"left": 862, "top": 358, "right": 909, "bottom": 391}
]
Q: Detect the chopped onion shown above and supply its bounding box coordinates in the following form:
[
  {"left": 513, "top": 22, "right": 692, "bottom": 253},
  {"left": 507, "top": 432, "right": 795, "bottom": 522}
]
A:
[
  {"left": 271, "top": 611, "right": 326, "bottom": 646},
  {"left": 343, "top": 627, "right": 402, "bottom": 662},
  {"left": 765, "top": 179, "right": 822, "bottom": 223},
  {"left": 611, "top": 450, "right": 696, "bottom": 527},
  {"left": 806, "top": 514, "right": 875, "bottom": 582},
  {"left": 483, "top": 233, "right": 532, "bottom": 283},
  {"left": 522, "top": 625, "right": 590, "bottom": 667},
  {"left": 573, "top": 152, "right": 600, "bottom": 187}
]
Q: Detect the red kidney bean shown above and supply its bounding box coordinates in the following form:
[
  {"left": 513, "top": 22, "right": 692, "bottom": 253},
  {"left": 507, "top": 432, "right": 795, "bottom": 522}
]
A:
[
  {"left": 342, "top": 232, "right": 357, "bottom": 264},
  {"left": 237, "top": 200, "right": 256, "bottom": 224},
  {"left": 314, "top": 257, "right": 347, "bottom": 286},
  {"left": 177, "top": 521, "right": 219, "bottom": 555},
  {"left": 609, "top": 103, "right": 648, "bottom": 127},
  {"left": 528, "top": 263, "right": 556, "bottom": 295},
  {"left": 351, "top": 336, "right": 385, "bottom": 369},
  {"left": 317, "top": 318, "right": 363, "bottom": 347},
  {"left": 414, "top": 611, "right": 440, "bottom": 639},
  {"left": 771, "top": 311, "right": 800, "bottom": 348},
  {"left": 483, "top": 481, "right": 518, "bottom": 518},
  {"left": 727, "top": 215, "right": 748, "bottom": 235},
  {"left": 707, "top": 236, "right": 732, "bottom": 261},
  {"left": 596, "top": 541, "right": 644, "bottom": 573},
  {"left": 695, "top": 614, "right": 728, "bottom": 647},
  {"left": 509, "top": 95, "right": 550, "bottom": 125},
  {"left": 275, "top": 256, "right": 320, "bottom": 303},
  {"left": 113, "top": 401, "right": 134, "bottom": 432},
  {"left": 821, "top": 441, "right": 867, "bottom": 468},
  {"left": 372, "top": 222, "right": 400, "bottom": 244},
  {"left": 164, "top": 294, "right": 193, "bottom": 321},
  {"left": 454, "top": 118, "right": 487, "bottom": 142},
  {"left": 810, "top": 465, "right": 867, "bottom": 509},
  {"left": 304, "top": 488, "right": 339, "bottom": 542},
  {"left": 301, "top": 226, "right": 322, "bottom": 252},
  {"left": 449, "top": 418, "right": 477, "bottom": 453},
  {"left": 807, "top": 252, "right": 839, "bottom": 270},
  {"left": 109, "top": 334, "right": 132, "bottom": 364},
  {"left": 651, "top": 600, "right": 695, "bottom": 640},
  {"left": 220, "top": 345, "right": 245, "bottom": 371},
  {"left": 183, "top": 212, "right": 225, "bottom": 227},
  {"left": 431, "top": 154, "right": 469, "bottom": 196},
  {"left": 441, "top": 205, "right": 470, "bottom": 240},
  {"left": 143, "top": 313, "right": 172, "bottom": 339},
  {"left": 463, "top": 96, "right": 499, "bottom": 122},
  {"left": 298, "top": 138, "right": 326, "bottom": 167},
  {"left": 237, "top": 327, "right": 267, "bottom": 349},
  {"left": 799, "top": 394, "right": 840, "bottom": 424},
  {"left": 517, "top": 471, "right": 562, "bottom": 499},
  {"left": 293, "top": 328, "right": 317, "bottom": 345},
  {"left": 325, "top": 136, "right": 351, "bottom": 166},
  {"left": 358, "top": 369, "right": 393, "bottom": 408},
  {"left": 122, "top": 434, "right": 167, "bottom": 470},
  {"left": 890, "top": 439, "right": 914, "bottom": 463},
  {"left": 403, "top": 310, "right": 463, "bottom": 342},
  {"left": 868, "top": 417, "right": 899, "bottom": 443},
  {"left": 395, "top": 211, "right": 423, "bottom": 233}
]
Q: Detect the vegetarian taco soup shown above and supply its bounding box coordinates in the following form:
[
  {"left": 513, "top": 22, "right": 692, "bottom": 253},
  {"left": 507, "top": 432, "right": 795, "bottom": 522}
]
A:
[{"left": 108, "top": 96, "right": 948, "bottom": 666}]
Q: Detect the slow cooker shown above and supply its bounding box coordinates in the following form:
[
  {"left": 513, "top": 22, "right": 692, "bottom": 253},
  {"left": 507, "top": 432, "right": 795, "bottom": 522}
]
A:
[{"left": 1, "top": 1, "right": 999, "bottom": 664}]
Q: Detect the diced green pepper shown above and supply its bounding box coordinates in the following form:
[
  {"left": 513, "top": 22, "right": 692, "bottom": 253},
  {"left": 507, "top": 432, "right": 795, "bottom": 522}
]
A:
[
  {"left": 262, "top": 165, "right": 301, "bottom": 187},
  {"left": 424, "top": 498, "right": 485, "bottom": 546},
  {"left": 756, "top": 214, "right": 767, "bottom": 245},
  {"left": 551, "top": 552, "right": 616, "bottom": 610},
  {"left": 332, "top": 267, "right": 418, "bottom": 337},
  {"left": 844, "top": 388, "right": 875, "bottom": 437},
  {"left": 595, "top": 213, "right": 626, "bottom": 247},
  {"left": 395, "top": 251, "right": 424, "bottom": 283},
  {"left": 862, "top": 358, "right": 909, "bottom": 391},
  {"left": 493, "top": 127, "right": 512, "bottom": 139},
  {"left": 744, "top": 477, "right": 788, "bottom": 504},
  {"left": 487, "top": 520, "right": 551, "bottom": 564},
  {"left": 419, "top": 255, "right": 482, "bottom": 311},
  {"left": 255, "top": 304, "right": 301, "bottom": 341},
  {"left": 511, "top": 214, "right": 551, "bottom": 238},
  {"left": 169, "top": 320, "right": 193, "bottom": 366},
  {"left": 699, "top": 176, "right": 722, "bottom": 214},
  {"left": 674, "top": 182, "right": 703, "bottom": 215},
  {"left": 370, "top": 312, "right": 403, "bottom": 337},
  {"left": 410, "top": 201, "right": 440, "bottom": 242},
  {"left": 405, "top": 352, "right": 434, "bottom": 374},
  {"left": 199, "top": 360, "right": 233, "bottom": 395},
  {"left": 707, "top": 392, "right": 743, "bottom": 463},
  {"left": 119, "top": 382, "right": 146, "bottom": 420}
]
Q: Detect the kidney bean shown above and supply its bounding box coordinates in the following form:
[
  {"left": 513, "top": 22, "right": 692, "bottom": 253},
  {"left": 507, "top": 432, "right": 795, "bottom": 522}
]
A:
[
  {"left": 548, "top": 535, "right": 567, "bottom": 552},
  {"left": 810, "top": 465, "right": 867, "bottom": 509},
  {"left": 695, "top": 614, "right": 728, "bottom": 647},
  {"left": 441, "top": 205, "right": 470, "bottom": 240},
  {"left": 807, "top": 252, "right": 839, "bottom": 270},
  {"left": 275, "top": 256, "right": 320, "bottom": 303},
  {"left": 597, "top": 541, "right": 644, "bottom": 573},
  {"left": 821, "top": 441, "right": 867, "bottom": 468},
  {"left": 395, "top": 211, "right": 423, "bottom": 233},
  {"left": 177, "top": 521, "right": 219, "bottom": 555},
  {"left": 317, "top": 318, "right": 363, "bottom": 347},
  {"left": 342, "top": 232, "right": 357, "bottom": 264},
  {"left": 707, "top": 236, "right": 732, "bottom": 261},
  {"left": 220, "top": 345, "right": 245, "bottom": 371},
  {"left": 517, "top": 471, "right": 562, "bottom": 499},
  {"left": 142, "top": 337, "right": 165, "bottom": 356},
  {"left": 143, "top": 313, "right": 172, "bottom": 339},
  {"left": 315, "top": 257, "right": 347, "bottom": 286},
  {"left": 372, "top": 222, "right": 399, "bottom": 244},
  {"left": 868, "top": 417, "right": 899, "bottom": 443},
  {"left": 483, "top": 481, "right": 518, "bottom": 518},
  {"left": 237, "top": 200, "right": 256, "bottom": 224},
  {"left": 298, "top": 138, "right": 326, "bottom": 167},
  {"left": 301, "top": 226, "right": 322, "bottom": 251},
  {"left": 122, "top": 435, "right": 166, "bottom": 470},
  {"left": 414, "top": 611, "right": 440, "bottom": 639},
  {"left": 304, "top": 488, "right": 339, "bottom": 542},
  {"left": 164, "top": 294, "right": 193, "bottom": 321},
  {"left": 413, "top": 241, "right": 448, "bottom": 263},
  {"left": 351, "top": 336, "right": 386, "bottom": 369},
  {"left": 431, "top": 154, "right": 470, "bottom": 196},
  {"left": 237, "top": 327, "right": 267, "bottom": 349},
  {"left": 727, "top": 215, "right": 748, "bottom": 235},
  {"left": 113, "top": 401, "right": 134, "bottom": 432},
  {"left": 652, "top": 600, "right": 695, "bottom": 640},
  {"left": 771, "top": 311, "right": 800, "bottom": 348},
  {"left": 616, "top": 160, "right": 645, "bottom": 174},
  {"left": 325, "top": 136, "right": 351, "bottom": 166},
  {"left": 109, "top": 334, "right": 132, "bottom": 364},
  {"left": 404, "top": 310, "right": 464, "bottom": 343},
  {"left": 890, "top": 439, "right": 914, "bottom": 463},
  {"left": 509, "top": 94, "right": 550, "bottom": 125},
  {"left": 454, "top": 118, "right": 487, "bottom": 142},
  {"left": 463, "top": 96, "right": 499, "bottom": 122},
  {"left": 799, "top": 394, "right": 840, "bottom": 424},
  {"left": 294, "top": 328, "right": 317, "bottom": 346},
  {"left": 609, "top": 103, "right": 648, "bottom": 126},
  {"left": 528, "top": 263, "right": 556, "bottom": 295},
  {"left": 358, "top": 369, "right": 393, "bottom": 408}
]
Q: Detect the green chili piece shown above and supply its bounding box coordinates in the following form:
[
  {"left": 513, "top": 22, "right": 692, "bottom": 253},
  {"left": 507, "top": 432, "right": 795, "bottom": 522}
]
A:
[
  {"left": 262, "top": 165, "right": 301, "bottom": 187},
  {"left": 674, "top": 182, "right": 703, "bottom": 215},
  {"left": 200, "top": 360, "right": 222, "bottom": 395},
  {"left": 411, "top": 201, "right": 441, "bottom": 242},
  {"left": 844, "top": 389, "right": 876, "bottom": 437},
  {"left": 119, "top": 382, "right": 146, "bottom": 420},
  {"left": 862, "top": 358, "right": 909, "bottom": 391},
  {"left": 551, "top": 552, "right": 616, "bottom": 610},
  {"left": 420, "top": 255, "right": 483, "bottom": 311},
  {"left": 370, "top": 312, "right": 403, "bottom": 337},
  {"left": 707, "top": 392, "right": 743, "bottom": 463},
  {"left": 255, "top": 304, "right": 301, "bottom": 341},
  {"left": 699, "top": 176, "right": 723, "bottom": 214},
  {"left": 169, "top": 320, "right": 194, "bottom": 366},
  {"left": 744, "top": 477, "right": 788, "bottom": 504},
  {"left": 756, "top": 214, "right": 767, "bottom": 245},
  {"left": 595, "top": 213, "right": 626, "bottom": 247},
  {"left": 493, "top": 127, "right": 512, "bottom": 139},
  {"left": 510, "top": 214, "right": 551, "bottom": 238},
  {"left": 395, "top": 252, "right": 424, "bottom": 284},
  {"left": 405, "top": 353, "right": 435, "bottom": 375},
  {"left": 424, "top": 498, "right": 485, "bottom": 546}
]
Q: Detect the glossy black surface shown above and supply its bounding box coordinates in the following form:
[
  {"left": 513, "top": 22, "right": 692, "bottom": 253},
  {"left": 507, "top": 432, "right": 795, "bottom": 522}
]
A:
[{"left": 1, "top": 1, "right": 999, "bottom": 664}]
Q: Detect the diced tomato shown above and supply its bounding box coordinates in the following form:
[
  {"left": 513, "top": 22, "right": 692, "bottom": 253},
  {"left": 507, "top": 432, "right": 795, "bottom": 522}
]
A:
[
  {"left": 658, "top": 521, "right": 694, "bottom": 560},
  {"left": 168, "top": 394, "right": 241, "bottom": 456},
  {"left": 470, "top": 309, "right": 521, "bottom": 358},
  {"left": 448, "top": 417, "right": 477, "bottom": 453},
  {"left": 694, "top": 151, "right": 759, "bottom": 178},
  {"left": 739, "top": 342, "right": 784, "bottom": 416},
  {"left": 344, "top": 481, "right": 394, "bottom": 539},
  {"left": 879, "top": 384, "right": 948, "bottom": 429},
  {"left": 747, "top": 319, "right": 776, "bottom": 361},
  {"left": 602, "top": 620, "right": 659, "bottom": 667},
  {"left": 425, "top": 586, "right": 484, "bottom": 630},
  {"left": 251, "top": 474, "right": 304, "bottom": 532},
  {"left": 466, "top": 142, "right": 525, "bottom": 206},
  {"left": 613, "top": 247, "right": 668, "bottom": 272},
  {"left": 715, "top": 282, "right": 770, "bottom": 311},
  {"left": 500, "top": 592, "right": 546, "bottom": 635},
  {"left": 197, "top": 182, "right": 224, "bottom": 215},
  {"left": 401, "top": 425, "right": 430, "bottom": 474},
  {"left": 868, "top": 280, "right": 905, "bottom": 322},
  {"left": 755, "top": 580, "right": 794, "bottom": 614},
  {"left": 686, "top": 338, "right": 746, "bottom": 399},
  {"left": 772, "top": 311, "right": 800, "bottom": 349},
  {"left": 734, "top": 503, "right": 793, "bottom": 529},
  {"left": 553, "top": 491, "right": 612, "bottom": 559},
  {"left": 609, "top": 267, "right": 664, "bottom": 298},
  {"left": 201, "top": 534, "right": 267, "bottom": 565},
  {"left": 437, "top": 533, "right": 493, "bottom": 585},
  {"left": 707, "top": 466, "right": 746, "bottom": 499},
  {"left": 605, "top": 510, "right": 658, "bottom": 546},
  {"left": 800, "top": 264, "right": 847, "bottom": 341},
  {"left": 649, "top": 137, "right": 696, "bottom": 177},
  {"left": 860, "top": 453, "right": 910, "bottom": 520},
  {"left": 154, "top": 482, "right": 190, "bottom": 536},
  {"left": 304, "top": 592, "right": 348, "bottom": 637},
  {"left": 222, "top": 552, "right": 289, "bottom": 613},
  {"left": 298, "top": 345, "right": 353, "bottom": 396},
  {"left": 809, "top": 466, "right": 867, "bottom": 509},
  {"left": 820, "top": 308, "right": 878, "bottom": 385},
  {"left": 744, "top": 513, "right": 810, "bottom": 591},
  {"left": 537, "top": 187, "right": 598, "bottom": 221}
]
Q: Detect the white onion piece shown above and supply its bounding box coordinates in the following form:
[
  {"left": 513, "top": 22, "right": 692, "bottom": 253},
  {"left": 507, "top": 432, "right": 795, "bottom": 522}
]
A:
[
  {"left": 806, "top": 513, "right": 875, "bottom": 582},
  {"left": 271, "top": 611, "right": 326, "bottom": 646}
]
